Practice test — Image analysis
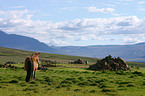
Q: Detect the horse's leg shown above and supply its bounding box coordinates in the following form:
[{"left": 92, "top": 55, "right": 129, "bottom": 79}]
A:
[
  {"left": 32, "top": 70, "right": 34, "bottom": 81},
  {"left": 34, "top": 69, "right": 36, "bottom": 80}
]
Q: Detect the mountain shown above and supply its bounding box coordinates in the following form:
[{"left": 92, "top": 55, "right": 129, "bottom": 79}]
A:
[
  {"left": 53, "top": 43, "right": 145, "bottom": 62},
  {"left": 1, "top": 30, "right": 145, "bottom": 62},
  {"left": 0, "top": 30, "right": 57, "bottom": 53}
]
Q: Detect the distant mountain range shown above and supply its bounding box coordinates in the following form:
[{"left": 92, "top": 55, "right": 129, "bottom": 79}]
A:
[
  {"left": 53, "top": 43, "right": 145, "bottom": 62},
  {"left": 1, "top": 30, "right": 145, "bottom": 62}
]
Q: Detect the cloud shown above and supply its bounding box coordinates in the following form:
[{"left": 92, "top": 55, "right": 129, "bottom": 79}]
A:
[
  {"left": 123, "top": 37, "right": 143, "bottom": 44},
  {"left": 48, "top": 39, "right": 69, "bottom": 46},
  {"left": 12, "top": 6, "right": 25, "bottom": 8},
  {"left": 118, "top": 0, "right": 134, "bottom": 1},
  {"left": 0, "top": 10, "right": 145, "bottom": 46},
  {"left": 138, "top": 1, "right": 145, "bottom": 4},
  {"left": 87, "top": 7, "right": 115, "bottom": 13},
  {"left": 60, "top": 7, "right": 78, "bottom": 11}
]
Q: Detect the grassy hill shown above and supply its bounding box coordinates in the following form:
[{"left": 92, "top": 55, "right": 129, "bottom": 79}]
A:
[
  {"left": 0, "top": 47, "right": 99, "bottom": 65},
  {"left": 0, "top": 47, "right": 145, "bottom": 68}
]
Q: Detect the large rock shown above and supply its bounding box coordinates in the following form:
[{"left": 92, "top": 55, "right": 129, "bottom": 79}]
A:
[
  {"left": 71, "top": 59, "right": 88, "bottom": 64},
  {"left": 89, "top": 55, "right": 130, "bottom": 71}
]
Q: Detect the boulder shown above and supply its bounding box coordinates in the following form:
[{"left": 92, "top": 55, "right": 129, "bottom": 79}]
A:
[{"left": 73, "top": 59, "right": 86, "bottom": 64}]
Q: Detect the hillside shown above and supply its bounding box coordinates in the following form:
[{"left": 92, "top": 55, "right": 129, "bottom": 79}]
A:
[
  {"left": 0, "top": 47, "right": 99, "bottom": 65},
  {"left": 0, "top": 30, "right": 58, "bottom": 53},
  {"left": 0, "top": 47, "right": 145, "bottom": 68}
]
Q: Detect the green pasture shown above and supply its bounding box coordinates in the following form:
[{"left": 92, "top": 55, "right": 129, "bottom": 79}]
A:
[
  {"left": 0, "top": 66, "right": 145, "bottom": 96},
  {"left": 0, "top": 47, "right": 145, "bottom": 96}
]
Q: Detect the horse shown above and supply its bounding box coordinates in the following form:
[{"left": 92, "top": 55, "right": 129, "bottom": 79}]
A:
[{"left": 24, "top": 52, "right": 40, "bottom": 82}]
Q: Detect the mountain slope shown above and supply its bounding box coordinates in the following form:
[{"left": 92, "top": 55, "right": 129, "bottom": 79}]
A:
[
  {"left": 53, "top": 43, "right": 145, "bottom": 62},
  {"left": 0, "top": 30, "right": 56, "bottom": 53}
]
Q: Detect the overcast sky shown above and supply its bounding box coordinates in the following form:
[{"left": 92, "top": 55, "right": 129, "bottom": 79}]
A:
[{"left": 0, "top": 0, "right": 145, "bottom": 46}]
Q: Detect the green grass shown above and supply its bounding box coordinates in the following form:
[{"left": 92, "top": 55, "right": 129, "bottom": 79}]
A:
[
  {"left": 0, "top": 67, "right": 145, "bottom": 96},
  {"left": 0, "top": 47, "right": 145, "bottom": 96}
]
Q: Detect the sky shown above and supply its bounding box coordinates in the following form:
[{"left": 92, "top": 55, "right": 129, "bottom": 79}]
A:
[{"left": 0, "top": 0, "right": 145, "bottom": 46}]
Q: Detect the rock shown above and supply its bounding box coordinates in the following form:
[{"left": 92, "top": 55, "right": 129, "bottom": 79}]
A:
[
  {"left": 89, "top": 55, "right": 130, "bottom": 71},
  {"left": 73, "top": 59, "right": 86, "bottom": 64}
]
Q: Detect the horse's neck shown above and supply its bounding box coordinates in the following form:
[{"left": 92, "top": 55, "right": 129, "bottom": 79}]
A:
[{"left": 31, "top": 56, "right": 38, "bottom": 62}]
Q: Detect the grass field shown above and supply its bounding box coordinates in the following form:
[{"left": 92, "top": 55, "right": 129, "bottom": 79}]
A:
[
  {"left": 0, "top": 47, "right": 145, "bottom": 96},
  {"left": 0, "top": 67, "right": 145, "bottom": 96}
]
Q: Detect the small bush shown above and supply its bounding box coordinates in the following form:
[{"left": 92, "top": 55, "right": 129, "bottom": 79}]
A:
[
  {"left": 30, "top": 81, "right": 36, "bottom": 84},
  {"left": 101, "top": 88, "right": 116, "bottom": 92},
  {"left": 127, "top": 84, "right": 135, "bottom": 87},
  {"left": 116, "top": 71, "right": 126, "bottom": 75},
  {"left": 90, "top": 83, "right": 98, "bottom": 86},
  {"left": 78, "top": 81, "right": 91, "bottom": 86},
  {"left": 78, "top": 77, "right": 87, "bottom": 81},
  {"left": 99, "top": 84, "right": 107, "bottom": 88},
  {"left": 129, "top": 75, "right": 135, "bottom": 78},
  {"left": 60, "top": 80, "right": 72, "bottom": 84},
  {"left": 89, "top": 90, "right": 97, "bottom": 93},
  {"left": 9, "top": 80, "right": 19, "bottom": 83},
  {"left": 66, "top": 77, "right": 79, "bottom": 83},
  {"left": 74, "top": 89, "right": 81, "bottom": 92},
  {"left": 56, "top": 85, "right": 62, "bottom": 88},
  {"left": 142, "top": 81, "right": 145, "bottom": 85},
  {"left": 132, "top": 71, "right": 143, "bottom": 76},
  {"left": 61, "top": 84, "right": 71, "bottom": 87},
  {"left": 45, "top": 77, "right": 55, "bottom": 84}
]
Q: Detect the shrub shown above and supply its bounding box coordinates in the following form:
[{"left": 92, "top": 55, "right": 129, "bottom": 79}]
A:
[
  {"left": 78, "top": 81, "right": 91, "bottom": 86},
  {"left": 143, "top": 81, "right": 145, "bottom": 85},
  {"left": 74, "top": 89, "right": 81, "bottom": 92},
  {"left": 99, "top": 83, "right": 107, "bottom": 88},
  {"left": 30, "top": 81, "right": 36, "bottom": 84},
  {"left": 78, "top": 77, "right": 87, "bottom": 81},
  {"left": 65, "top": 77, "right": 79, "bottom": 83},
  {"left": 132, "top": 71, "right": 143, "bottom": 76},
  {"left": 60, "top": 80, "right": 72, "bottom": 84},
  {"left": 127, "top": 84, "right": 135, "bottom": 87},
  {"left": 9, "top": 79, "right": 19, "bottom": 83},
  {"left": 61, "top": 84, "right": 71, "bottom": 87},
  {"left": 101, "top": 88, "right": 116, "bottom": 92},
  {"left": 89, "top": 90, "right": 97, "bottom": 93}
]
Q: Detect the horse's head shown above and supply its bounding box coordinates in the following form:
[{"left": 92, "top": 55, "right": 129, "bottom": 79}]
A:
[{"left": 31, "top": 52, "right": 40, "bottom": 63}]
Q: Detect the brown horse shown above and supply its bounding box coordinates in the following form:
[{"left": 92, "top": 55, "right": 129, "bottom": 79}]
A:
[{"left": 24, "top": 52, "right": 40, "bottom": 82}]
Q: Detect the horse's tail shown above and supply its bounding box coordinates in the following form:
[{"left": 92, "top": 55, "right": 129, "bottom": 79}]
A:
[{"left": 25, "top": 58, "right": 33, "bottom": 82}]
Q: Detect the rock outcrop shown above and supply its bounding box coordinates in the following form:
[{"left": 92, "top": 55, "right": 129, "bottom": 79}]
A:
[
  {"left": 70, "top": 59, "right": 88, "bottom": 64},
  {"left": 89, "top": 55, "right": 130, "bottom": 71}
]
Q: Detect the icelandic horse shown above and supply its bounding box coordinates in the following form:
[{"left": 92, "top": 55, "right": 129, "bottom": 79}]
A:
[{"left": 24, "top": 52, "right": 40, "bottom": 82}]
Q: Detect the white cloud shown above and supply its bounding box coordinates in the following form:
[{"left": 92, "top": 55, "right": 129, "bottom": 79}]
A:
[
  {"left": 123, "top": 37, "right": 143, "bottom": 44},
  {"left": 12, "top": 6, "right": 25, "bottom": 8},
  {"left": 48, "top": 39, "right": 69, "bottom": 46},
  {"left": 118, "top": 0, "right": 134, "bottom": 1},
  {"left": 0, "top": 10, "right": 145, "bottom": 45},
  {"left": 87, "top": 7, "right": 115, "bottom": 13},
  {"left": 138, "top": 1, "right": 145, "bottom": 4}
]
